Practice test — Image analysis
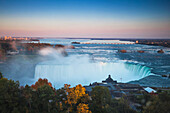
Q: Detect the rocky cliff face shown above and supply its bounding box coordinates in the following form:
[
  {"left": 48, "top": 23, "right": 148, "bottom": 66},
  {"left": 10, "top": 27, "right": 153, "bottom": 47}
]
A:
[
  {"left": 157, "top": 49, "right": 164, "bottom": 53},
  {"left": 137, "top": 50, "right": 144, "bottom": 53},
  {"left": 118, "top": 50, "right": 127, "bottom": 53}
]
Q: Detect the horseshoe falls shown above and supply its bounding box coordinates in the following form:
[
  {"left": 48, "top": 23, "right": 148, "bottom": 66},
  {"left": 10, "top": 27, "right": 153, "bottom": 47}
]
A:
[{"left": 34, "top": 56, "right": 152, "bottom": 88}]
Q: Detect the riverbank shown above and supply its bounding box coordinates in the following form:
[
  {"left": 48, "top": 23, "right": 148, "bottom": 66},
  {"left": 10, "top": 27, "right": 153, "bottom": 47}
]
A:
[{"left": 128, "top": 75, "right": 170, "bottom": 87}]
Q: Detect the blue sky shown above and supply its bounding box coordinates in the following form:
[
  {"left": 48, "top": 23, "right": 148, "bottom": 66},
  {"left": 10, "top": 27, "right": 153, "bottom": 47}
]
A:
[{"left": 0, "top": 0, "right": 170, "bottom": 38}]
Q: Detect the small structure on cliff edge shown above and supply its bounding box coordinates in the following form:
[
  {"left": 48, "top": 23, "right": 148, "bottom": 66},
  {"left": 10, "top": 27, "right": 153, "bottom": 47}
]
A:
[
  {"left": 102, "top": 75, "right": 117, "bottom": 84},
  {"left": 84, "top": 75, "right": 146, "bottom": 99}
]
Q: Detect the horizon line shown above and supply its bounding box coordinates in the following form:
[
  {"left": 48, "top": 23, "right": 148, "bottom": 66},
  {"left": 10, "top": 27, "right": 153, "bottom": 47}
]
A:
[{"left": 1, "top": 36, "right": 170, "bottom": 39}]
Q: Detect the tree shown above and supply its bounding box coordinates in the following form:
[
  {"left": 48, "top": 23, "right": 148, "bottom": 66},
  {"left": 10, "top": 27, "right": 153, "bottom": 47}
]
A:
[
  {"left": 77, "top": 103, "right": 92, "bottom": 113},
  {"left": 90, "top": 86, "right": 112, "bottom": 113},
  {"left": 64, "top": 84, "right": 91, "bottom": 113},
  {"left": 0, "top": 78, "right": 26, "bottom": 113},
  {"left": 64, "top": 84, "right": 87, "bottom": 104},
  {"left": 55, "top": 88, "right": 68, "bottom": 112},
  {"left": 31, "top": 78, "right": 52, "bottom": 90},
  {"left": 143, "top": 91, "right": 170, "bottom": 113},
  {"left": 0, "top": 72, "right": 3, "bottom": 79},
  {"left": 31, "top": 85, "right": 56, "bottom": 113},
  {"left": 21, "top": 85, "right": 33, "bottom": 112},
  {"left": 115, "top": 97, "right": 137, "bottom": 113}
]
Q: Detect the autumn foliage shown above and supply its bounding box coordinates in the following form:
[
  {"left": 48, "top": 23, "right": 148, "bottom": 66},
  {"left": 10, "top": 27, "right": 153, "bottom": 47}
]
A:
[
  {"left": 1, "top": 75, "right": 170, "bottom": 113},
  {"left": 31, "top": 78, "right": 52, "bottom": 90},
  {"left": 77, "top": 103, "right": 92, "bottom": 113},
  {"left": 64, "top": 84, "right": 87, "bottom": 104},
  {"left": 64, "top": 84, "right": 91, "bottom": 112}
]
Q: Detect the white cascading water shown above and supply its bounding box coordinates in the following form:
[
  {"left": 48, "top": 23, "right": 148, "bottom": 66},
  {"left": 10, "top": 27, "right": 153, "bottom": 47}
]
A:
[
  {"left": 124, "top": 63, "right": 151, "bottom": 78},
  {"left": 35, "top": 49, "right": 152, "bottom": 88}
]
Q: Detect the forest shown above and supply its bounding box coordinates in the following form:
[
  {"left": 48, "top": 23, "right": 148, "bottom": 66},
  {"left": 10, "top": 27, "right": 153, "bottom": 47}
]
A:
[{"left": 0, "top": 72, "right": 170, "bottom": 113}]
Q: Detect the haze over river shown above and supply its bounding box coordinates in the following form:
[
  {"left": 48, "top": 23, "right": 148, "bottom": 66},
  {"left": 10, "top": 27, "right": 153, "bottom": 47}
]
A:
[{"left": 1, "top": 39, "right": 170, "bottom": 88}]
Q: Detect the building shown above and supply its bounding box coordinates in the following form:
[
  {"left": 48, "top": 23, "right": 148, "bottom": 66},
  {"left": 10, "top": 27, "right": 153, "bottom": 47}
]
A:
[
  {"left": 102, "top": 75, "right": 117, "bottom": 84},
  {"left": 144, "top": 87, "right": 156, "bottom": 93},
  {"left": 84, "top": 75, "right": 146, "bottom": 99},
  {"left": 0, "top": 36, "right": 31, "bottom": 41}
]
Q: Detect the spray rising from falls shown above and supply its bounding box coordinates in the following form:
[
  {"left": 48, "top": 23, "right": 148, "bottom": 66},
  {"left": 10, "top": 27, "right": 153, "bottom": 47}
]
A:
[{"left": 35, "top": 47, "right": 152, "bottom": 88}]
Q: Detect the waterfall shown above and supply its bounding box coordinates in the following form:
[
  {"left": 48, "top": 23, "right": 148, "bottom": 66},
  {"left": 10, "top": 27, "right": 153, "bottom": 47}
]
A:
[
  {"left": 124, "top": 63, "right": 152, "bottom": 78},
  {"left": 34, "top": 57, "right": 152, "bottom": 88}
]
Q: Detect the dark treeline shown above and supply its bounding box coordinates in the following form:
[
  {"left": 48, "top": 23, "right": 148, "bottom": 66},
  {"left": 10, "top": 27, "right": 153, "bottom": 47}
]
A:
[
  {"left": 0, "top": 72, "right": 170, "bottom": 113},
  {"left": 135, "top": 39, "right": 170, "bottom": 48},
  {"left": 0, "top": 41, "right": 65, "bottom": 61},
  {"left": 0, "top": 41, "right": 64, "bottom": 53}
]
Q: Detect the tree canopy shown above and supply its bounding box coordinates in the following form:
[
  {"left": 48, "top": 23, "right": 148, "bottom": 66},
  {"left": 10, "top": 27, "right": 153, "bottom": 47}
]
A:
[{"left": 0, "top": 74, "right": 169, "bottom": 113}]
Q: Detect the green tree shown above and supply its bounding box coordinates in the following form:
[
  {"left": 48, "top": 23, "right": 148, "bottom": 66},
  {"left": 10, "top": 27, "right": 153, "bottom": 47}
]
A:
[
  {"left": 90, "top": 86, "right": 112, "bottom": 113},
  {"left": 32, "top": 85, "right": 56, "bottom": 113},
  {"left": 0, "top": 72, "right": 3, "bottom": 79},
  {"left": 55, "top": 88, "right": 68, "bottom": 112},
  {"left": 0, "top": 78, "right": 25, "bottom": 113},
  {"left": 143, "top": 91, "right": 170, "bottom": 113},
  {"left": 115, "top": 97, "right": 137, "bottom": 113},
  {"left": 20, "top": 85, "right": 34, "bottom": 112}
]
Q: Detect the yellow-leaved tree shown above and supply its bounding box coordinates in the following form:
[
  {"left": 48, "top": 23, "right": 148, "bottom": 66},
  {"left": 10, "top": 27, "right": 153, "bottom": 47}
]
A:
[
  {"left": 77, "top": 103, "right": 92, "bottom": 113},
  {"left": 64, "top": 84, "right": 91, "bottom": 113}
]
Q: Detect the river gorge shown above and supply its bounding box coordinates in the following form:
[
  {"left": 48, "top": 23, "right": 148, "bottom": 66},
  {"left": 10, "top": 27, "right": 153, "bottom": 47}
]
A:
[{"left": 1, "top": 39, "right": 170, "bottom": 88}]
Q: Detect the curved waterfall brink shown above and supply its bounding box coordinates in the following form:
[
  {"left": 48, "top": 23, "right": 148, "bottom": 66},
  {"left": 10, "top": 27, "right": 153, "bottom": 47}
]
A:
[
  {"left": 34, "top": 56, "right": 152, "bottom": 88},
  {"left": 124, "top": 63, "right": 152, "bottom": 78}
]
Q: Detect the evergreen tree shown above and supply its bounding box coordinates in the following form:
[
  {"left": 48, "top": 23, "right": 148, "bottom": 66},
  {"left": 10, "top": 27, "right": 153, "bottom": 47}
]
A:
[
  {"left": 90, "top": 86, "right": 111, "bottom": 113},
  {"left": 0, "top": 78, "right": 25, "bottom": 113}
]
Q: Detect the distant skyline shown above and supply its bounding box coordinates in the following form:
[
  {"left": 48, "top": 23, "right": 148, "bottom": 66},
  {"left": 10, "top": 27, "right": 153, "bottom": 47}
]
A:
[{"left": 0, "top": 0, "right": 170, "bottom": 39}]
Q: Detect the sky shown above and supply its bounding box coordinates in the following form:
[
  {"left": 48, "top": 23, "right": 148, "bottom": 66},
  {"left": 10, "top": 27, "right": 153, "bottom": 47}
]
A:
[{"left": 0, "top": 0, "right": 170, "bottom": 39}]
